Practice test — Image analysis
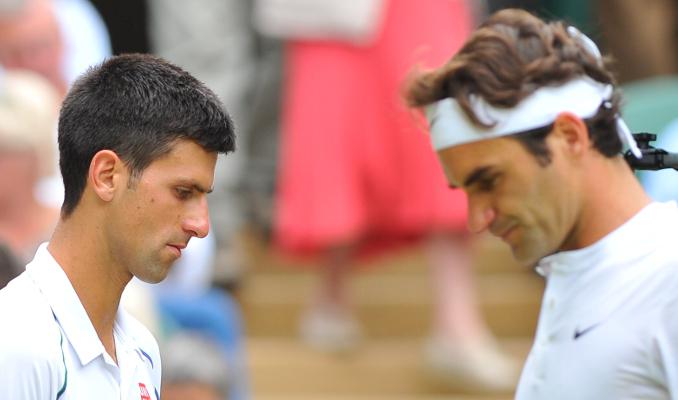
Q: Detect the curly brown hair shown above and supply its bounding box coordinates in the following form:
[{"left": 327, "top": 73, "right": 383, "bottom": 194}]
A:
[{"left": 406, "top": 8, "right": 623, "bottom": 159}]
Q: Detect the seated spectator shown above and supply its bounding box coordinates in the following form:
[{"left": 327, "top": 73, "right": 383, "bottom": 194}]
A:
[
  {"left": 0, "top": 0, "right": 111, "bottom": 209},
  {"left": 0, "top": 0, "right": 67, "bottom": 95},
  {"left": 0, "top": 69, "right": 61, "bottom": 262}
]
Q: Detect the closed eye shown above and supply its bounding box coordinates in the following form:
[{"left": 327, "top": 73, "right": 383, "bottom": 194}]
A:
[
  {"left": 476, "top": 175, "right": 499, "bottom": 192},
  {"left": 463, "top": 166, "right": 500, "bottom": 193},
  {"left": 175, "top": 187, "right": 193, "bottom": 200}
]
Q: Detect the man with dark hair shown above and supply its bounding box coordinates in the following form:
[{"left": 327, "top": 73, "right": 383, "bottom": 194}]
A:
[
  {"left": 0, "top": 53, "right": 235, "bottom": 399},
  {"left": 407, "top": 8, "right": 678, "bottom": 399}
]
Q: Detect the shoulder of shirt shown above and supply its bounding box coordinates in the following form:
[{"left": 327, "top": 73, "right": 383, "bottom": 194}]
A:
[
  {"left": 0, "top": 272, "right": 63, "bottom": 342},
  {"left": 645, "top": 203, "right": 678, "bottom": 270},
  {"left": 0, "top": 272, "right": 65, "bottom": 386},
  {"left": 651, "top": 201, "right": 678, "bottom": 236},
  {"left": 655, "top": 278, "right": 678, "bottom": 343},
  {"left": 648, "top": 258, "right": 678, "bottom": 320}
]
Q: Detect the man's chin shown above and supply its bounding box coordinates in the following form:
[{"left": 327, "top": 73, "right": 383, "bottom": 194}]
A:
[
  {"left": 135, "top": 264, "right": 172, "bottom": 284},
  {"left": 510, "top": 245, "right": 544, "bottom": 267},
  {"left": 140, "top": 275, "right": 166, "bottom": 284}
]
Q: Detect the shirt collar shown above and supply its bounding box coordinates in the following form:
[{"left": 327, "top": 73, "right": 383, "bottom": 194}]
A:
[
  {"left": 536, "top": 201, "right": 676, "bottom": 277},
  {"left": 115, "top": 308, "right": 157, "bottom": 369},
  {"left": 26, "top": 243, "right": 107, "bottom": 366}
]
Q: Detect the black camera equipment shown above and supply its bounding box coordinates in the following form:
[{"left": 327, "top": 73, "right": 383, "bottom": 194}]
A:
[{"left": 625, "top": 133, "right": 678, "bottom": 171}]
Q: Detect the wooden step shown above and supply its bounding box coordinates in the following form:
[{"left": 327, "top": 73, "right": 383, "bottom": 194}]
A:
[
  {"left": 238, "top": 229, "right": 539, "bottom": 398},
  {"left": 241, "top": 270, "right": 543, "bottom": 338},
  {"left": 247, "top": 337, "right": 532, "bottom": 397},
  {"left": 238, "top": 228, "right": 543, "bottom": 338}
]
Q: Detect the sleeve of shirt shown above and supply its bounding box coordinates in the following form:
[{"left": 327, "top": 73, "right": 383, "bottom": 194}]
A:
[{"left": 0, "top": 337, "right": 64, "bottom": 399}]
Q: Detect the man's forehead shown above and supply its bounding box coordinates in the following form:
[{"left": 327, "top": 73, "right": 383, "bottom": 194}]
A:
[{"left": 142, "top": 139, "right": 217, "bottom": 180}]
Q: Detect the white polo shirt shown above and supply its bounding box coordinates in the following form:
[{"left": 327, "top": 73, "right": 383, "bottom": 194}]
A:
[
  {"left": 0, "top": 244, "right": 162, "bottom": 399},
  {"left": 516, "top": 201, "right": 678, "bottom": 399}
]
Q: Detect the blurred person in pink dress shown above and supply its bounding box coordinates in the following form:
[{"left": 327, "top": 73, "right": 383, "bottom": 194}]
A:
[{"left": 256, "top": 0, "right": 519, "bottom": 391}]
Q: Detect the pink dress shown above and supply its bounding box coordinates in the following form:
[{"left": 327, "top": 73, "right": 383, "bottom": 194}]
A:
[{"left": 275, "top": 0, "right": 471, "bottom": 257}]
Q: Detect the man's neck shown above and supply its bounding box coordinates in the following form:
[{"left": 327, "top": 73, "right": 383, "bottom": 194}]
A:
[
  {"left": 48, "top": 213, "right": 131, "bottom": 363},
  {"left": 570, "top": 157, "right": 652, "bottom": 249}
]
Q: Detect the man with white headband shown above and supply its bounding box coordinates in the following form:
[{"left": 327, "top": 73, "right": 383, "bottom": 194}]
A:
[{"left": 407, "top": 8, "right": 678, "bottom": 399}]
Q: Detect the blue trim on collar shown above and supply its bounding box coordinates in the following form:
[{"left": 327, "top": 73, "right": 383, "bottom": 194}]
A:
[
  {"left": 51, "top": 310, "right": 68, "bottom": 400},
  {"left": 138, "top": 348, "right": 154, "bottom": 369}
]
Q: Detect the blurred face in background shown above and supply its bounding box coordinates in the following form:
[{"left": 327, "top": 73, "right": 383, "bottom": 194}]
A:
[
  {"left": 0, "top": 147, "right": 39, "bottom": 208},
  {"left": 0, "top": 0, "right": 66, "bottom": 95}
]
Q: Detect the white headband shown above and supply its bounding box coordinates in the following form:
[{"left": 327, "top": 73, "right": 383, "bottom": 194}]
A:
[{"left": 426, "top": 27, "right": 641, "bottom": 158}]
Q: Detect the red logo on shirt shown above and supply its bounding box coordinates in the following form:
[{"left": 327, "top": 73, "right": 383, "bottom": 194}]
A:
[{"left": 139, "top": 383, "right": 151, "bottom": 400}]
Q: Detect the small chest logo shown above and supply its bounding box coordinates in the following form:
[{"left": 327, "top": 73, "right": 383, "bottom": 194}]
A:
[
  {"left": 139, "top": 383, "right": 151, "bottom": 400},
  {"left": 573, "top": 322, "right": 601, "bottom": 340}
]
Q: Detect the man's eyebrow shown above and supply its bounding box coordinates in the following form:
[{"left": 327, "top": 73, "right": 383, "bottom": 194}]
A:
[
  {"left": 463, "top": 166, "right": 494, "bottom": 188},
  {"left": 197, "top": 184, "right": 214, "bottom": 194},
  {"left": 178, "top": 180, "right": 213, "bottom": 194}
]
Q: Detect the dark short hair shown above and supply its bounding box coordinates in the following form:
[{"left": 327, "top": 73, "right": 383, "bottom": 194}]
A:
[
  {"left": 58, "top": 53, "right": 235, "bottom": 217},
  {"left": 406, "top": 8, "right": 623, "bottom": 162}
]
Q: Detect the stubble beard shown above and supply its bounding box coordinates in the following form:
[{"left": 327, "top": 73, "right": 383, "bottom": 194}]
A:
[{"left": 133, "top": 251, "right": 173, "bottom": 284}]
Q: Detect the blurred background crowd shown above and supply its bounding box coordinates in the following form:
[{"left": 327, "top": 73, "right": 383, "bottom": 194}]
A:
[{"left": 0, "top": 0, "right": 677, "bottom": 399}]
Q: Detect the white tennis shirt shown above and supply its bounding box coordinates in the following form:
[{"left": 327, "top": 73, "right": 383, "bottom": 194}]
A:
[
  {"left": 516, "top": 201, "right": 678, "bottom": 399},
  {"left": 0, "top": 244, "right": 161, "bottom": 399}
]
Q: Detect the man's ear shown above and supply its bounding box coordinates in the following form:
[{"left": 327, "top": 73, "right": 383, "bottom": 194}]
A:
[
  {"left": 88, "top": 150, "right": 124, "bottom": 202},
  {"left": 552, "top": 112, "right": 590, "bottom": 157}
]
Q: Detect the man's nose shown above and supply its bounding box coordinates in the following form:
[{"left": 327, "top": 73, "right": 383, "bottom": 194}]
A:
[
  {"left": 182, "top": 198, "right": 210, "bottom": 238},
  {"left": 467, "top": 201, "right": 496, "bottom": 234}
]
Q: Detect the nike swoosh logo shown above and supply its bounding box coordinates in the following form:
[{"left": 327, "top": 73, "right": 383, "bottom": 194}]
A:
[{"left": 573, "top": 322, "right": 601, "bottom": 340}]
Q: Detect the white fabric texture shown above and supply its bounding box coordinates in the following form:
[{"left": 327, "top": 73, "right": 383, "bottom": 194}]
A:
[
  {"left": 517, "top": 201, "right": 678, "bottom": 399},
  {"left": 253, "top": 0, "right": 386, "bottom": 44},
  {"left": 0, "top": 244, "right": 161, "bottom": 399}
]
